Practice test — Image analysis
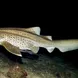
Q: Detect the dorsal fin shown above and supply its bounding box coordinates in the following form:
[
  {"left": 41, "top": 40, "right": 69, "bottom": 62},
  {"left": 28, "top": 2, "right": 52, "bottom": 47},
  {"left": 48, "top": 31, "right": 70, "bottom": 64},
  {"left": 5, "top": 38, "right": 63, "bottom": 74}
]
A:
[
  {"left": 43, "top": 36, "right": 52, "bottom": 40},
  {"left": 0, "top": 27, "right": 41, "bottom": 35},
  {"left": 22, "top": 27, "right": 41, "bottom": 35}
]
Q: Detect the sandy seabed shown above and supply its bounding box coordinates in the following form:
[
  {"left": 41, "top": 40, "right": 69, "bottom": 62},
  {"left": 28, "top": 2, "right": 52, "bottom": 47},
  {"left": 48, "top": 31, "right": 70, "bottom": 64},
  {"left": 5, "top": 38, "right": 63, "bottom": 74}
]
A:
[{"left": 0, "top": 52, "right": 78, "bottom": 78}]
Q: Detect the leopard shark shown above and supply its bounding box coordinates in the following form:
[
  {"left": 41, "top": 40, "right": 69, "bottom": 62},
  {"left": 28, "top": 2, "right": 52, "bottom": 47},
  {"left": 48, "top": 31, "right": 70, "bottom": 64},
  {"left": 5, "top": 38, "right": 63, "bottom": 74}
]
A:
[{"left": 0, "top": 27, "right": 78, "bottom": 57}]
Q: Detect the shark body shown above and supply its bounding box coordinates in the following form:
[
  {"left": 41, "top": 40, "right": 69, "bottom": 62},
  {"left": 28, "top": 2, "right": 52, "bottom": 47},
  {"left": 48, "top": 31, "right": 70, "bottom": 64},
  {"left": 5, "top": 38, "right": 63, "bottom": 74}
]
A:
[{"left": 0, "top": 27, "right": 78, "bottom": 57}]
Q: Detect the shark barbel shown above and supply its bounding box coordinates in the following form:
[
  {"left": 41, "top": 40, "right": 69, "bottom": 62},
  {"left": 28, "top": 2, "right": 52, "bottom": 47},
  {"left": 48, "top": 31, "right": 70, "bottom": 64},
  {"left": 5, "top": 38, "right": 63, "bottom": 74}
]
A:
[{"left": 0, "top": 27, "right": 78, "bottom": 57}]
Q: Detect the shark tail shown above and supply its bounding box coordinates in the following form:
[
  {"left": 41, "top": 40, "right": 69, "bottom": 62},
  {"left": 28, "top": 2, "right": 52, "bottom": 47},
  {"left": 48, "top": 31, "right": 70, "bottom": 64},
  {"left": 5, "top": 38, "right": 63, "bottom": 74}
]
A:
[
  {"left": 45, "top": 39, "right": 78, "bottom": 53},
  {"left": 52, "top": 39, "right": 78, "bottom": 52}
]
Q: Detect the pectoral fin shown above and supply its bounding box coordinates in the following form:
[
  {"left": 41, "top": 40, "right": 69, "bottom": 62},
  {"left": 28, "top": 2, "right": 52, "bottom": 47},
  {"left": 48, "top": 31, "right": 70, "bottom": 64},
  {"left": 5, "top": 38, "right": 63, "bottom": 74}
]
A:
[{"left": 1, "top": 41, "right": 22, "bottom": 57}]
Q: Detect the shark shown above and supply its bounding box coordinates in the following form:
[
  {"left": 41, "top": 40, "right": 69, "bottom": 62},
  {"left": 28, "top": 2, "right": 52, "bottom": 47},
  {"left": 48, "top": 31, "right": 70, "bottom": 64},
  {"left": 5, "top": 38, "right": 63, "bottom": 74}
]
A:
[{"left": 0, "top": 27, "right": 78, "bottom": 57}]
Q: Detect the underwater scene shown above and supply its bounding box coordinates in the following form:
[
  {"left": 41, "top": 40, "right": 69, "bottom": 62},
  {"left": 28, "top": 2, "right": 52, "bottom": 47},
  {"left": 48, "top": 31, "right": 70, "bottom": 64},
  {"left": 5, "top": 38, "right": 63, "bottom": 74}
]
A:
[{"left": 0, "top": 24, "right": 78, "bottom": 78}]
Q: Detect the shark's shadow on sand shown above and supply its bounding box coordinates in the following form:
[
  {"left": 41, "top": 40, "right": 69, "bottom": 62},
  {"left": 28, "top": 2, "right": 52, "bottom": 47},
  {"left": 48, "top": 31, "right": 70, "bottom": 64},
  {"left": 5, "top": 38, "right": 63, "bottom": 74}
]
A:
[
  {"left": 0, "top": 45, "right": 78, "bottom": 68},
  {"left": 0, "top": 45, "right": 39, "bottom": 63}
]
